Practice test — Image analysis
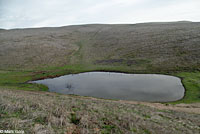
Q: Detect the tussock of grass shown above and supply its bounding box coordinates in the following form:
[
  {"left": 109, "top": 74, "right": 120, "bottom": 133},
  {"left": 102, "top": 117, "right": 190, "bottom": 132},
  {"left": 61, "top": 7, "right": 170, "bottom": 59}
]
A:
[{"left": 70, "top": 113, "right": 80, "bottom": 125}]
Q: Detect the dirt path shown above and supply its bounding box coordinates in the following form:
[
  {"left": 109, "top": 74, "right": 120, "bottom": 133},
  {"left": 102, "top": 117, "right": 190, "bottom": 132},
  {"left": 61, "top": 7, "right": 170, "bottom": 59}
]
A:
[
  {"left": 67, "top": 94, "right": 200, "bottom": 114},
  {"left": 118, "top": 100, "right": 200, "bottom": 114}
]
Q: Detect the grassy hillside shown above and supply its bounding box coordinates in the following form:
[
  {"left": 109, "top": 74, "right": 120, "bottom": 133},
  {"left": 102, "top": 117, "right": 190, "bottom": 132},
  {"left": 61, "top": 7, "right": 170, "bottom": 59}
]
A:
[
  {"left": 0, "top": 89, "right": 200, "bottom": 134},
  {"left": 0, "top": 22, "right": 200, "bottom": 71},
  {"left": 0, "top": 22, "right": 199, "bottom": 103},
  {"left": 0, "top": 22, "right": 200, "bottom": 133}
]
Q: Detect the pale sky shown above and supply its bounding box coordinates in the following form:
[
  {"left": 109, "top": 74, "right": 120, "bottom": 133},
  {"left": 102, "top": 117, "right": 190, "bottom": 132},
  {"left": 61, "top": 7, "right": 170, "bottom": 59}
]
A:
[{"left": 0, "top": 0, "right": 200, "bottom": 29}]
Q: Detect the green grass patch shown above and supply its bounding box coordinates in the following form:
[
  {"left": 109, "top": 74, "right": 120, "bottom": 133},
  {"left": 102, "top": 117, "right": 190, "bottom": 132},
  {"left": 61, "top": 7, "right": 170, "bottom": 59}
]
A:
[
  {"left": 101, "top": 124, "right": 116, "bottom": 134},
  {"left": 34, "top": 116, "right": 47, "bottom": 125},
  {"left": 0, "top": 71, "right": 48, "bottom": 91},
  {"left": 172, "top": 71, "right": 200, "bottom": 103},
  {"left": 70, "top": 113, "right": 80, "bottom": 125},
  {"left": 142, "top": 128, "right": 151, "bottom": 134}
]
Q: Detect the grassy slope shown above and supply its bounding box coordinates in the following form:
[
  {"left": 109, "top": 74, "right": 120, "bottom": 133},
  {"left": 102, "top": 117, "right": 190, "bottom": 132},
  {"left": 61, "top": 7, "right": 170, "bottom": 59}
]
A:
[
  {"left": 0, "top": 89, "right": 200, "bottom": 134},
  {"left": 1, "top": 22, "right": 200, "bottom": 71},
  {"left": 0, "top": 22, "right": 200, "bottom": 103},
  {"left": 0, "top": 22, "right": 200, "bottom": 133}
]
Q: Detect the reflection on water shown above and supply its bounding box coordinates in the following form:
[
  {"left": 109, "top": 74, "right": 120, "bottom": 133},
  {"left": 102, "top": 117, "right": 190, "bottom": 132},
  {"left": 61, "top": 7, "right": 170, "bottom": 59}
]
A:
[{"left": 31, "top": 72, "right": 185, "bottom": 102}]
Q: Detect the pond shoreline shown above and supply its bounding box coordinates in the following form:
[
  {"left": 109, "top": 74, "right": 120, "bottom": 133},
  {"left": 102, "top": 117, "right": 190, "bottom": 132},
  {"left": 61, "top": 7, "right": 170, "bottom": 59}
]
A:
[{"left": 30, "top": 71, "right": 185, "bottom": 103}]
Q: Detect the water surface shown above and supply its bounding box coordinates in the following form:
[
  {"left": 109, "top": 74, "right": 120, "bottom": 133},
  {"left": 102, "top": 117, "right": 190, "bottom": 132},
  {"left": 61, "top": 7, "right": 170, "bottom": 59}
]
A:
[{"left": 31, "top": 72, "right": 185, "bottom": 102}]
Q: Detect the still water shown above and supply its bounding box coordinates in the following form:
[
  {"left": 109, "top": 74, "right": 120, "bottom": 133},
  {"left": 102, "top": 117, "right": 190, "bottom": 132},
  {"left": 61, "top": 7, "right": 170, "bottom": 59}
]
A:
[{"left": 31, "top": 72, "right": 185, "bottom": 102}]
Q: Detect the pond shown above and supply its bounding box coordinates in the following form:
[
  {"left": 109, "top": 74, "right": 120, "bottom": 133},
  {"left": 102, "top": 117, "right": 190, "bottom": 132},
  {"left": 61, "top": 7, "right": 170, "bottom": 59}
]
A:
[{"left": 31, "top": 72, "right": 185, "bottom": 102}]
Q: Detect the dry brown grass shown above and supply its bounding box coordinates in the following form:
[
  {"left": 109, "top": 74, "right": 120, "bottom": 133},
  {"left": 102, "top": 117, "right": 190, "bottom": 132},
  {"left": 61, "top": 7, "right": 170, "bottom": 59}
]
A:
[
  {"left": 0, "top": 22, "right": 200, "bottom": 71},
  {"left": 0, "top": 88, "right": 200, "bottom": 134}
]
